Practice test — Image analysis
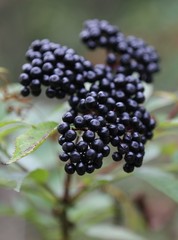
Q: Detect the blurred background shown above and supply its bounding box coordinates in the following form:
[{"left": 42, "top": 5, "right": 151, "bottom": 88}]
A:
[{"left": 0, "top": 0, "right": 178, "bottom": 240}]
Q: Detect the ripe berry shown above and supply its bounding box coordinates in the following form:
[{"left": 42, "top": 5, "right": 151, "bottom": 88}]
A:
[
  {"left": 65, "top": 163, "right": 75, "bottom": 174},
  {"left": 102, "top": 145, "right": 110, "bottom": 157},
  {"left": 76, "top": 162, "right": 86, "bottom": 175},
  {"left": 123, "top": 163, "right": 134, "bottom": 173},
  {"left": 92, "top": 139, "right": 104, "bottom": 152},
  {"left": 89, "top": 119, "right": 101, "bottom": 131},
  {"left": 130, "top": 141, "right": 140, "bottom": 153},
  {"left": 124, "top": 152, "right": 135, "bottom": 164},
  {"left": 115, "top": 102, "right": 126, "bottom": 113},
  {"left": 93, "top": 158, "right": 103, "bottom": 169},
  {"left": 46, "top": 87, "right": 56, "bottom": 98},
  {"left": 64, "top": 130, "right": 77, "bottom": 141},
  {"left": 86, "top": 148, "right": 97, "bottom": 161},
  {"left": 97, "top": 91, "right": 107, "bottom": 103},
  {"left": 20, "top": 73, "right": 31, "bottom": 86},
  {"left": 21, "top": 87, "right": 30, "bottom": 97},
  {"left": 74, "top": 116, "right": 85, "bottom": 128},
  {"left": 62, "top": 142, "right": 75, "bottom": 152},
  {"left": 86, "top": 164, "right": 95, "bottom": 173},
  {"left": 57, "top": 122, "right": 70, "bottom": 134},
  {"left": 112, "top": 152, "right": 122, "bottom": 161},
  {"left": 106, "top": 111, "right": 117, "bottom": 123},
  {"left": 83, "top": 130, "right": 95, "bottom": 142},
  {"left": 76, "top": 141, "right": 88, "bottom": 152},
  {"left": 85, "top": 96, "right": 97, "bottom": 108},
  {"left": 59, "top": 152, "right": 69, "bottom": 162},
  {"left": 62, "top": 111, "right": 75, "bottom": 123},
  {"left": 70, "top": 151, "right": 81, "bottom": 163}
]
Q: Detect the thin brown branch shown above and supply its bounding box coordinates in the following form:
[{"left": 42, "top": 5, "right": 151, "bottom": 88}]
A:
[
  {"left": 63, "top": 174, "right": 72, "bottom": 203},
  {"left": 55, "top": 173, "right": 74, "bottom": 240}
]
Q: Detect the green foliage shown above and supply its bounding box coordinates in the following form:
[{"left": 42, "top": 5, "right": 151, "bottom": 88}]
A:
[
  {"left": 8, "top": 121, "right": 57, "bottom": 164},
  {"left": 136, "top": 167, "right": 178, "bottom": 203}
]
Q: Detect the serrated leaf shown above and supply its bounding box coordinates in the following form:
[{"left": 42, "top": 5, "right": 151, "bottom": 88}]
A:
[
  {"left": 86, "top": 224, "right": 146, "bottom": 240},
  {"left": 26, "top": 169, "right": 49, "bottom": 184},
  {"left": 7, "top": 121, "right": 57, "bottom": 164},
  {"left": 136, "top": 167, "right": 178, "bottom": 203}
]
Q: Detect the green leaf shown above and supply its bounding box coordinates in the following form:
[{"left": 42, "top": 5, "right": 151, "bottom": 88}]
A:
[
  {"left": 136, "top": 167, "right": 178, "bottom": 203},
  {"left": 86, "top": 224, "right": 146, "bottom": 240},
  {"left": 7, "top": 121, "right": 57, "bottom": 164},
  {"left": 26, "top": 169, "right": 49, "bottom": 184}
]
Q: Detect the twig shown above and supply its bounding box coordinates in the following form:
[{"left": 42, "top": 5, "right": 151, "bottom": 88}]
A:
[{"left": 63, "top": 174, "right": 72, "bottom": 203}]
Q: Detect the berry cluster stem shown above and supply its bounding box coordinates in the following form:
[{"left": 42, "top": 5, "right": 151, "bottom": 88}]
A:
[
  {"left": 63, "top": 174, "right": 72, "bottom": 203},
  {"left": 60, "top": 174, "right": 73, "bottom": 240},
  {"left": 60, "top": 208, "right": 71, "bottom": 240}
]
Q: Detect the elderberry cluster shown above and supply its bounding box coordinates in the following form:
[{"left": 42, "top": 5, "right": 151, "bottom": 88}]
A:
[
  {"left": 19, "top": 39, "right": 94, "bottom": 98},
  {"left": 58, "top": 71, "right": 156, "bottom": 175},
  {"left": 19, "top": 19, "right": 159, "bottom": 176},
  {"left": 80, "top": 19, "right": 160, "bottom": 83}
]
